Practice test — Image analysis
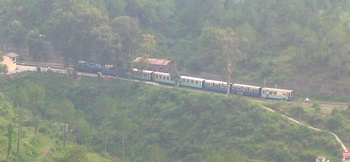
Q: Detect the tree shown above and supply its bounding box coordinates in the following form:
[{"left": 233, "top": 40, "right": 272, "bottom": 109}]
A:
[
  {"left": 111, "top": 16, "right": 142, "bottom": 78},
  {"left": 327, "top": 23, "right": 350, "bottom": 79},
  {"left": 133, "top": 34, "right": 157, "bottom": 79},
  {"left": 7, "top": 124, "right": 13, "bottom": 160},
  {"left": 218, "top": 27, "right": 243, "bottom": 97},
  {"left": 45, "top": 9, "right": 78, "bottom": 67},
  {"left": 27, "top": 83, "right": 45, "bottom": 116},
  {"left": 74, "top": 120, "right": 93, "bottom": 145},
  {"left": 170, "top": 70, "right": 181, "bottom": 89},
  {"left": 90, "top": 25, "right": 121, "bottom": 74},
  {"left": 0, "top": 50, "right": 7, "bottom": 74},
  {"left": 116, "top": 114, "right": 133, "bottom": 162},
  {"left": 197, "top": 26, "right": 224, "bottom": 72},
  {"left": 6, "top": 20, "right": 26, "bottom": 50},
  {"left": 237, "top": 22, "right": 257, "bottom": 69},
  {"left": 25, "top": 29, "right": 46, "bottom": 67},
  {"left": 13, "top": 87, "right": 28, "bottom": 154},
  {"left": 139, "top": 34, "right": 157, "bottom": 58},
  {"left": 56, "top": 99, "right": 75, "bottom": 146},
  {"left": 134, "top": 56, "right": 150, "bottom": 81},
  {"left": 46, "top": 4, "right": 108, "bottom": 67},
  {"left": 96, "top": 96, "right": 117, "bottom": 152}
]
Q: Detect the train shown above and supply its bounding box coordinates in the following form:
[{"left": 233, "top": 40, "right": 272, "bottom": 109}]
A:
[{"left": 76, "top": 61, "right": 294, "bottom": 101}]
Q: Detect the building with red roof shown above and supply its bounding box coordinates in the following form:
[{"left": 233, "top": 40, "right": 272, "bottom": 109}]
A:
[
  {"left": 343, "top": 152, "right": 350, "bottom": 162},
  {"left": 134, "top": 57, "right": 176, "bottom": 72}
]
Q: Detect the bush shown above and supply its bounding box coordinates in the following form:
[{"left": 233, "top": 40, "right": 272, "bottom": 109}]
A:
[{"left": 39, "top": 127, "right": 48, "bottom": 134}]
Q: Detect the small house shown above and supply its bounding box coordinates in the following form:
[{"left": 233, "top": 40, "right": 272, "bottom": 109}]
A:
[
  {"left": 343, "top": 152, "right": 350, "bottom": 162},
  {"left": 1, "top": 52, "right": 19, "bottom": 72},
  {"left": 134, "top": 57, "right": 176, "bottom": 72}
]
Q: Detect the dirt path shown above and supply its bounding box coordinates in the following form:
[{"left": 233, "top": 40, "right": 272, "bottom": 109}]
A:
[
  {"left": 39, "top": 146, "right": 51, "bottom": 159},
  {"left": 262, "top": 106, "right": 348, "bottom": 152}
]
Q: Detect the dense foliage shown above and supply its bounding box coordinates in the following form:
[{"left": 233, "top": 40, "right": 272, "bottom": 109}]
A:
[
  {"left": 0, "top": 72, "right": 346, "bottom": 161},
  {"left": 1, "top": 0, "right": 350, "bottom": 100}
]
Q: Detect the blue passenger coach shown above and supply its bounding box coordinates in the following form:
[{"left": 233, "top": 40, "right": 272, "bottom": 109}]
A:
[
  {"left": 231, "top": 84, "right": 262, "bottom": 97},
  {"left": 153, "top": 71, "right": 176, "bottom": 85},
  {"left": 180, "top": 76, "right": 205, "bottom": 89},
  {"left": 203, "top": 80, "right": 230, "bottom": 93},
  {"left": 261, "top": 87, "right": 293, "bottom": 101},
  {"left": 131, "top": 69, "right": 153, "bottom": 81}
]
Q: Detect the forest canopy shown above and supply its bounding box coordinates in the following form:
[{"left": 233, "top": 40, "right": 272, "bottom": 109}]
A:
[{"left": 1, "top": 0, "right": 350, "bottom": 98}]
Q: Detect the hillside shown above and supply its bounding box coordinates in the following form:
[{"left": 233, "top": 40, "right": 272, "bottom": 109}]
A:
[
  {"left": 0, "top": 72, "right": 349, "bottom": 161},
  {"left": 0, "top": 0, "right": 350, "bottom": 101}
]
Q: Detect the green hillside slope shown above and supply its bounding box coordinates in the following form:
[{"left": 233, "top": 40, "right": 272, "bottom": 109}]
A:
[{"left": 0, "top": 72, "right": 348, "bottom": 161}]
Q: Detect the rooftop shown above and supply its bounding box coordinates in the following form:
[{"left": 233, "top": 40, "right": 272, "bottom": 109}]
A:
[
  {"left": 5, "top": 52, "right": 18, "bottom": 58},
  {"left": 134, "top": 57, "right": 174, "bottom": 66}
]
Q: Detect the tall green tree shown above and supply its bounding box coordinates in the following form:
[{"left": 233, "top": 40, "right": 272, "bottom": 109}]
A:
[
  {"left": 139, "top": 34, "right": 157, "bottom": 58},
  {"left": 56, "top": 98, "right": 75, "bottom": 146},
  {"left": 197, "top": 26, "right": 223, "bottom": 72},
  {"left": 27, "top": 83, "right": 45, "bottom": 135},
  {"left": 90, "top": 25, "right": 120, "bottom": 69},
  {"left": 6, "top": 20, "right": 26, "bottom": 50},
  {"left": 45, "top": 9, "right": 78, "bottom": 66},
  {"left": 218, "top": 27, "right": 243, "bottom": 97},
  {"left": 134, "top": 34, "right": 158, "bottom": 79},
  {"left": 111, "top": 16, "right": 142, "bottom": 77},
  {"left": 25, "top": 29, "right": 46, "bottom": 67},
  {"left": 170, "top": 70, "right": 181, "bottom": 89},
  {"left": 96, "top": 96, "right": 117, "bottom": 152},
  {"left": 13, "top": 87, "right": 28, "bottom": 154},
  {"left": 237, "top": 22, "right": 257, "bottom": 69},
  {"left": 46, "top": 4, "right": 108, "bottom": 67},
  {"left": 116, "top": 114, "right": 133, "bottom": 162},
  {"left": 134, "top": 56, "right": 150, "bottom": 81},
  {"left": 7, "top": 124, "right": 13, "bottom": 160}
]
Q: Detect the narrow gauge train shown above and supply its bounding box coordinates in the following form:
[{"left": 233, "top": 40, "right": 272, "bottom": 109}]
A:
[{"left": 76, "top": 61, "right": 294, "bottom": 101}]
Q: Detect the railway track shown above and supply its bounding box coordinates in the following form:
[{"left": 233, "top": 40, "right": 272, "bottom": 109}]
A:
[
  {"left": 15, "top": 62, "right": 349, "bottom": 110},
  {"left": 11, "top": 63, "right": 349, "bottom": 154}
]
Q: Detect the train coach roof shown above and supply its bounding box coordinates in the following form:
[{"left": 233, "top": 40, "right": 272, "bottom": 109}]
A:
[
  {"left": 232, "top": 83, "right": 261, "bottom": 89},
  {"left": 153, "top": 71, "right": 170, "bottom": 75},
  {"left": 132, "top": 68, "right": 153, "bottom": 73},
  {"left": 204, "top": 79, "right": 229, "bottom": 84},
  {"left": 181, "top": 76, "right": 205, "bottom": 81},
  {"left": 262, "top": 87, "right": 293, "bottom": 92}
]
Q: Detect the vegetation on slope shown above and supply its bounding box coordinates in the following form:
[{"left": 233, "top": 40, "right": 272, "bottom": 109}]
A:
[{"left": 0, "top": 72, "right": 348, "bottom": 161}]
